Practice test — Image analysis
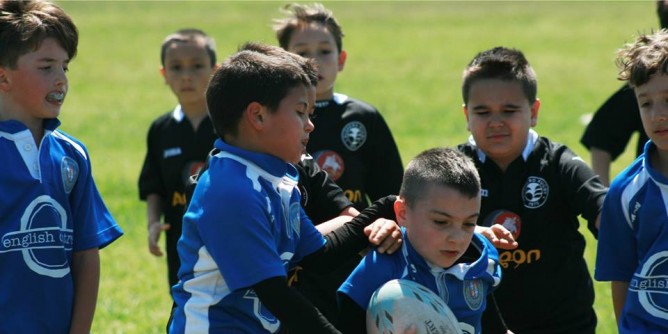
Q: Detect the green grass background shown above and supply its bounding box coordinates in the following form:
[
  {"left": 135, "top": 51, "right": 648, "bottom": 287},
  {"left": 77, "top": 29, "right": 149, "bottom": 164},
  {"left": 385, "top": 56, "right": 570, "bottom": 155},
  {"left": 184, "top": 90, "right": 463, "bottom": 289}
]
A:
[{"left": 54, "top": 1, "right": 654, "bottom": 332}]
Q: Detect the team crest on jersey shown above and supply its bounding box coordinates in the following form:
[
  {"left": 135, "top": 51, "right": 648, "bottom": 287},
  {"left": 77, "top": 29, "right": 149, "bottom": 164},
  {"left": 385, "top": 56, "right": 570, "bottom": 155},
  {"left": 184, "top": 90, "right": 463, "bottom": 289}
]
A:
[
  {"left": 522, "top": 176, "right": 549, "bottom": 209},
  {"left": 60, "top": 157, "right": 79, "bottom": 194},
  {"left": 630, "top": 251, "right": 668, "bottom": 319},
  {"left": 182, "top": 161, "right": 205, "bottom": 184},
  {"left": 314, "top": 150, "right": 345, "bottom": 181},
  {"left": 341, "top": 121, "right": 367, "bottom": 151},
  {"left": 463, "top": 279, "right": 484, "bottom": 310},
  {"left": 485, "top": 210, "right": 521, "bottom": 240}
]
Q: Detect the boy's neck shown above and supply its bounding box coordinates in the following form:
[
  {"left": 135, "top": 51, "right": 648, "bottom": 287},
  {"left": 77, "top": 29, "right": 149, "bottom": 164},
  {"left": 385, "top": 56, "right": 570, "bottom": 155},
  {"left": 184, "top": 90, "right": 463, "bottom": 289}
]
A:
[
  {"left": 179, "top": 99, "right": 208, "bottom": 130},
  {"left": 316, "top": 89, "right": 334, "bottom": 102},
  {"left": 0, "top": 111, "right": 45, "bottom": 146},
  {"left": 650, "top": 147, "right": 668, "bottom": 178}
]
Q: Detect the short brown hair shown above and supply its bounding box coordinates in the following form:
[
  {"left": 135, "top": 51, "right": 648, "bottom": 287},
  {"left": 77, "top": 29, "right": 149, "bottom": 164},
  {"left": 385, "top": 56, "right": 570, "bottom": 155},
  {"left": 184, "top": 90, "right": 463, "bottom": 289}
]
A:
[
  {"left": 0, "top": 0, "right": 78, "bottom": 68},
  {"left": 616, "top": 29, "right": 668, "bottom": 88},
  {"left": 160, "top": 28, "right": 217, "bottom": 68},
  {"left": 273, "top": 3, "right": 344, "bottom": 53}
]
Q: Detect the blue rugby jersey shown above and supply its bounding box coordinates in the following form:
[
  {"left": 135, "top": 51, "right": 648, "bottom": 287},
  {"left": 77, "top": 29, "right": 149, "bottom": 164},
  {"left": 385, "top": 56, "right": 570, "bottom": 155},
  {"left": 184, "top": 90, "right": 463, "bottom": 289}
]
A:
[
  {"left": 169, "top": 139, "right": 326, "bottom": 333},
  {"left": 0, "top": 119, "right": 123, "bottom": 333},
  {"left": 596, "top": 140, "right": 668, "bottom": 333},
  {"left": 339, "top": 230, "right": 501, "bottom": 334}
]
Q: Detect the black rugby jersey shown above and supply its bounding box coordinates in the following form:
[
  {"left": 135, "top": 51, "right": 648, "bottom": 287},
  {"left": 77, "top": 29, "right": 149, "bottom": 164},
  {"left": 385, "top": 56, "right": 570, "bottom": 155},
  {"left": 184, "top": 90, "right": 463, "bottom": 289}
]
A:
[
  {"left": 308, "top": 93, "right": 403, "bottom": 210},
  {"left": 458, "top": 132, "right": 607, "bottom": 334}
]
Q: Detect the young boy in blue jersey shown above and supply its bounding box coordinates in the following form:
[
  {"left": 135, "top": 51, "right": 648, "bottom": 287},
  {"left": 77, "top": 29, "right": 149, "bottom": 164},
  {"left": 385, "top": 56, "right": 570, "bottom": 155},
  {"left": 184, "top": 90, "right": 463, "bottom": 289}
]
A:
[
  {"left": 168, "top": 44, "right": 402, "bottom": 334},
  {"left": 338, "top": 147, "right": 502, "bottom": 334},
  {"left": 457, "top": 47, "right": 607, "bottom": 333},
  {"left": 138, "top": 28, "right": 219, "bottom": 292},
  {"left": 0, "top": 1, "right": 124, "bottom": 333},
  {"left": 595, "top": 29, "right": 668, "bottom": 333}
]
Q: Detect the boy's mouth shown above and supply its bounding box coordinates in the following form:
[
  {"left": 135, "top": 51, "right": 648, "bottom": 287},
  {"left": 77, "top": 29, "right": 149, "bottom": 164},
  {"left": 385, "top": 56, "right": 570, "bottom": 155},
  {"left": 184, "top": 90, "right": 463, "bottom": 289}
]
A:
[{"left": 46, "top": 92, "right": 65, "bottom": 103}]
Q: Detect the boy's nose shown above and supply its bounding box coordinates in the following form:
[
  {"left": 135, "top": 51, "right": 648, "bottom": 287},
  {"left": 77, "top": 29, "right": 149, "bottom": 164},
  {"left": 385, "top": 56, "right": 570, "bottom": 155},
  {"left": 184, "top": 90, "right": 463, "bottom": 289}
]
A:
[{"left": 305, "top": 118, "right": 315, "bottom": 133}]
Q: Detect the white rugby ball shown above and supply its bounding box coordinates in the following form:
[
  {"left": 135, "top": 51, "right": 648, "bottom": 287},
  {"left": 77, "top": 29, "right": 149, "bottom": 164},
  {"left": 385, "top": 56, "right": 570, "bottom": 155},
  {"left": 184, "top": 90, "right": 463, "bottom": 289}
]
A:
[{"left": 366, "top": 279, "right": 462, "bottom": 334}]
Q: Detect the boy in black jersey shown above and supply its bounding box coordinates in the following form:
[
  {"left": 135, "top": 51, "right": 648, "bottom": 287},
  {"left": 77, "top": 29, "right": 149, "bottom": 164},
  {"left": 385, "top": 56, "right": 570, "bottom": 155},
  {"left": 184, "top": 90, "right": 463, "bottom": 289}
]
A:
[
  {"left": 138, "top": 29, "right": 219, "bottom": 293},
  {"left": 457, "top": 47, "right": 607, "bottom": 333},
  {"left": 273, "top": 3, "right": 403, "bottom": 212}
]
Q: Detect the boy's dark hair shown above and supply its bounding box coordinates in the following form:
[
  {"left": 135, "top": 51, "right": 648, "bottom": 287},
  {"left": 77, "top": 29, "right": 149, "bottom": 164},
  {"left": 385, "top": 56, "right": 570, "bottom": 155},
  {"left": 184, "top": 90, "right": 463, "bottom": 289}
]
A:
[
  {"left": 462, "top": 46, "right": 537, "bottom": 105},
  {"left": 658, "top": 0, "right": 668, "bottom": 30},
  {"left": 273, "top": 3, "right": 344, "bottom": 53},
  {"left": 160, "top": 28, "right": 217, "bottom": 68},
  {"left": 617, "top": 29, "right": 668, "bottom": 88},
  {"left": 238, "top": 41, "right": 318, "bottom": 86},
  {"left": 0, "top": 0, "right": 78, "bottom": 68},
  {"left": 207, "top": 49, "right": 311, "bottom": 137},
  {"left": 400, "top": 147, "right": 480, "bottom": 208}
]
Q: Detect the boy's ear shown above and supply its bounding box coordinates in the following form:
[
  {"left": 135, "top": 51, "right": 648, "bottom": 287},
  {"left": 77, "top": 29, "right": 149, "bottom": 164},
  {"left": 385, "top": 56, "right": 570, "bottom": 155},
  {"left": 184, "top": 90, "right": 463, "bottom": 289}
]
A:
[
  {"left": 337, "top": 50, "right": 347, "bottom": 72},
  {"left": 246, "top": 101, "right": 267, "bottom": 131},
  {"left": 0, "top": 67, "right": 10, "bottom": 91},
  {"left": 159, "top": 67, "right": 167, "bottom": 82},
  {"left": 462, "top": 104, "right": 471, "bottom": 131},
  {"left": 394, "top": 196, "right": 408, "bottom": 227},
  {"left": 530, "top": 98, "right": 540, "bottom": 127}
]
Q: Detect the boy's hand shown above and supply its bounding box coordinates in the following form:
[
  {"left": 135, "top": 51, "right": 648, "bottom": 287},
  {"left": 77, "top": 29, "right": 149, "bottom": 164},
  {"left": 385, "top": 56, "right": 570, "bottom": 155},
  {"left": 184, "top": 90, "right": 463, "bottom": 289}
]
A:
[
  {"left": 476, "top": 225, "right": 518, "bottom": 250},
  {"left": 148, "top": 222, "right": 170, "bottom": 256},
  {"left": 364, "top": 218, "right": 402, "bottom": 254}
]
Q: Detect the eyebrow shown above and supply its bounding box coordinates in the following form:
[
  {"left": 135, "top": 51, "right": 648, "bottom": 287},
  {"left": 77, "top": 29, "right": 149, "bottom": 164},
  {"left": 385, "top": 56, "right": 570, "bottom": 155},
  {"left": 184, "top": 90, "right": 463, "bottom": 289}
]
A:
[{"left": 430, "top": 209, "right": 479, "bottom": 220}]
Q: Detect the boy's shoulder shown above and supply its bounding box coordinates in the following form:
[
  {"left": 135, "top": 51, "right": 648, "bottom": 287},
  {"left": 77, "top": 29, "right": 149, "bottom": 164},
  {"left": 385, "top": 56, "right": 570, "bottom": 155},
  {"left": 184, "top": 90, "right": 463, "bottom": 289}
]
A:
[{"left": 331, "top": 93, "right": 380, "bottom": 115}]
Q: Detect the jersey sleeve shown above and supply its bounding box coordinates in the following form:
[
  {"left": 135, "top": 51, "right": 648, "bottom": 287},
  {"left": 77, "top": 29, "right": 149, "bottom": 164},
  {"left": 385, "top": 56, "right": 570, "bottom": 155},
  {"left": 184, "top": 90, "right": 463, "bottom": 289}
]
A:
[
  {"left": 580, "top": 85, "right": 642, "bottom": 160},
  {"left": 69, "top": 142, "right": 123, "bottom": 251},
  {"left": 557, "top": 144, "right": 607, "bottom": 235},
  {"left": 338, "top": 251, "right": 396, "bottom": 309},
  {"left": 595, "top": 181, "right": 638, "bottom": 281},
  {"left": 298, "top": 156, "right": 352, "bottom": 224},
  {"left": 363, "top": 110, "right": 403, "bottom": 201},
  {"left": 138, "top": 120, "right": 165, "bottom": 200}
]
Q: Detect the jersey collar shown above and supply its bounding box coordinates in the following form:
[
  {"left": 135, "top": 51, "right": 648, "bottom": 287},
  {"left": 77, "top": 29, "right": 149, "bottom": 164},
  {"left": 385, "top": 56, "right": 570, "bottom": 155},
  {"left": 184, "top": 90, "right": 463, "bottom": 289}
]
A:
[
  {"left": 171, "top": 104, "right": 185, "bottom": 122},
  {"left": 315, "top": 92, "right": 349, "bottom": 109},
  {"left": 213, "top": 138, "right": 297, "bottom": 179},
  {"left": 469, "top": 129, "right": 539, "bottom": 164}
]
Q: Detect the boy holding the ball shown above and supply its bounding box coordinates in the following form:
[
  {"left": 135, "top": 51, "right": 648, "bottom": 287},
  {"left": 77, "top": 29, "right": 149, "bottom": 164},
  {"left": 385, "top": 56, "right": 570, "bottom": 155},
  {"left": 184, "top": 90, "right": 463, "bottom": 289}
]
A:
[{"left": 338, "top": 147, "right": 503, "bottom": 334}]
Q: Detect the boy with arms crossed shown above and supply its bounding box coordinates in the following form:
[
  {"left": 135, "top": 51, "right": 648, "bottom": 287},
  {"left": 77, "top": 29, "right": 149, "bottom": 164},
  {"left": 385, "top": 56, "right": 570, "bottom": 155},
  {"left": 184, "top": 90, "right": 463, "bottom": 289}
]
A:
[
  {"left": 168, "top": 45, "right": 399, "bottom": 334},
  {"left": 457, "top": 47, "right": 607, "bottom": 333},
  {"left": 338, "top": 147, "right": 502, "bottom": 334},
  {"left": 0, "top": 1, "right": 123, "bottom": 332},
  {"left": 138, "top": 28, "right": 218, "bottom": 291},
  {"left": 595, "top": 29, "right": 668, "bottom": 333}
]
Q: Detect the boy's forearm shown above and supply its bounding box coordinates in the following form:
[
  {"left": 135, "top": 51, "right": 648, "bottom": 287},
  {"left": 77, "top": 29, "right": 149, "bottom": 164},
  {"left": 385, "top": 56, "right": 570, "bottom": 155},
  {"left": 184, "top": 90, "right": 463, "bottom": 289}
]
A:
[
  {"left": 70, "top": 248, "right": 100, "bottom": 334},
  {"left": 611, "top": 280, "right": 629, "bottom": 325}
]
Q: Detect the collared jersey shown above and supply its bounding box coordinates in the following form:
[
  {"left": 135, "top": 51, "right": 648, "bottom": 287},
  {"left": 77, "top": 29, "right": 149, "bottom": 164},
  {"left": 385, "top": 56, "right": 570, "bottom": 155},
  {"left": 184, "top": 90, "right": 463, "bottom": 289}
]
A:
[
  {"left": 0, "top": 118, "right": 123, "bottom": 334},
  {"left": 308, "top": 93, "right": 403, "bottom": 210},
  {"left": 138, "top": 105, "right": 217, "bottom": 286},
  {"left": 339, "top": 230, "right": 501, "bottom": 334},
  {"left": 169, "top": 139, "right": 326, "bottom": 334},
  {"left": 457, "top": 130, "right": 607, "bottom": 334},
  {"left": 596, "top": 141, "right": 668, "bottom": 333}
]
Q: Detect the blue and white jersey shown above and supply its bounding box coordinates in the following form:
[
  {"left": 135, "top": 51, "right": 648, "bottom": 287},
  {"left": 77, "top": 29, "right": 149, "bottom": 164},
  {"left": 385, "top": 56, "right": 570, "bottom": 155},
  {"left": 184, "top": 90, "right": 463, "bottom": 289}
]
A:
[
  {"left": 339, "top": 230, "right": 501, "bottom": 334},
  {"left": 0, "top": 119, "right": 123, "bottom": 333},
  {"left": 170, "top": 139, "right": 326, "bottom": 333},
  {"left": 596, "top": 141, "right": 668, "bottom": 333}
]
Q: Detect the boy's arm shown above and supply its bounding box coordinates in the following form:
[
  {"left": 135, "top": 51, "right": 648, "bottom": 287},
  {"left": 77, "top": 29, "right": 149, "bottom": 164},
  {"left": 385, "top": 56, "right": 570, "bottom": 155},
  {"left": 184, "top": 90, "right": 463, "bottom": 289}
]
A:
[
  {"left": 475, "top": 225, "right": 518, "bottom": 250},
  {"left": 146, "top": 193, "right": 169, "bottom": 256},
  {"left": 253, "top": 276, "right": 341, "bottom": 333},
  {"left": 69, "top": 248, "right": 100, "bottom": 334},
  {"left": 590, "top": 147, "right": 612, "bottom": 186},
  {"left": 611, "top": 281, "right": 629, "bottom": 325}
]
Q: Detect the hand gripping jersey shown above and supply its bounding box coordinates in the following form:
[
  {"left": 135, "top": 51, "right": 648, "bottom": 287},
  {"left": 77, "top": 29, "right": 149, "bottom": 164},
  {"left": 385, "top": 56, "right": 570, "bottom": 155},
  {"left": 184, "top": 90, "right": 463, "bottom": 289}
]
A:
[
  {"left": 458, "top": 130, "right": 607, "bottom": 334},
  {"left": 0, "top": 119, "right": 123, "bottom": 333},
  {"left": 308, "top": 93, "right": 403, "bottom": 210},
  {"left": 138, "top": 105, "right": 217, "bottom": 287},
  {"left": 169, "top": 139, "right": 326, "bottom": 334},
  {"left": 596, "top": 141, "right": 668, "bottom": 333},
  {"left": 339, "top": 230, "right": 501, "bottom": 334}
]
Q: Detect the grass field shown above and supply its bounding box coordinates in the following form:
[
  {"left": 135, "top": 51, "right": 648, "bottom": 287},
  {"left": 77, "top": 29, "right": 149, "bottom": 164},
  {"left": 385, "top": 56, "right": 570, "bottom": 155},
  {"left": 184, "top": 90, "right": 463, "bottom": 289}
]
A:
[{"left": 53, "top": 1, "right": 656, "bottom": 333}]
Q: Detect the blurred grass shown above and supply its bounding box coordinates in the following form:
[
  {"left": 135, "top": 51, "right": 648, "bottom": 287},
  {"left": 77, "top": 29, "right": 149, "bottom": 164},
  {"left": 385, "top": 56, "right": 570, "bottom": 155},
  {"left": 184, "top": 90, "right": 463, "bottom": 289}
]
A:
[{"left": 55, "top": 1, "right": 653, "bottom": 332}]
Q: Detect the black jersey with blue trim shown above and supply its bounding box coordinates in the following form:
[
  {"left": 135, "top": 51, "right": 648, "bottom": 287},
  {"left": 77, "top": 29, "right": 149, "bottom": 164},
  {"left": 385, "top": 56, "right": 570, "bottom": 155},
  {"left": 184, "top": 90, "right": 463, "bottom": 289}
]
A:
[
  {"left": 458, "top": 133, "right": 607, "bottom": 334},
  {"left": 308, "top": 93, "right": 403, "bottom": 210}
]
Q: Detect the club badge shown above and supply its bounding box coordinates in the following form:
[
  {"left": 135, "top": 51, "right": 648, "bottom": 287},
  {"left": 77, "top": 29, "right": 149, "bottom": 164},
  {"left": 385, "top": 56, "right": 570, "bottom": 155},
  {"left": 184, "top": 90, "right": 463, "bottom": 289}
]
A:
[
  {"left": 314, "top": 150, "right": 345, "bottom": 181},
  {"left": 522, "top": 176, "right": 549, "bottom": 209},
  {"left": 341, "top": 121, "right": 367, "bottom": 151},
  {"left": 464, "top": 279, "right": 484, "bottom": 310},
  {"left": 60, "top": 157, "right": 79, "bottom": 194}
]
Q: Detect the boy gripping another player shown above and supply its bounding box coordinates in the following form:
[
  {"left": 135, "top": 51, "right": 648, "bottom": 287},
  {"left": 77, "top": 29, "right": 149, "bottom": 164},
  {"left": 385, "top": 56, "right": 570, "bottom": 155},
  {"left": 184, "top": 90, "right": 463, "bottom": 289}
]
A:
[
  {"left": 338, "top": 147, "right": 502, "bottom": 334},
  {"left": 138, "top": 28, "right": 218, "bottom": 291},
  {"left": 168, "top": 44, "right": 401, "bottom": 334},
  {"left": 595, "top": 29, "right": 668, "bottom": 333},
  {"left": 457, "top": 47, "right": 607, "bottom": 333},
  {"left": 0, "top": 1, "right": 123, "bottom": 332}
]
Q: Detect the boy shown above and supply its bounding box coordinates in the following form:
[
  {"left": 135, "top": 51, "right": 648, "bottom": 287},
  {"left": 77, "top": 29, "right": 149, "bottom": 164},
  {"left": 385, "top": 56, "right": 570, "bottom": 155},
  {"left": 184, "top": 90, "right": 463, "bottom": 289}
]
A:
[
  {"left": 273, "top": 3, "right": 404, "bottom": 211},
  {"left": 0, "top": 1, "right": 123, "bottom": 333},
  {"left": 338, "top": 147, "right": 502, "bottom": 334},
  {"left": 595, "top": 29, "right": 668, "bottom": 333},
  {"left": 138, "top": 28, "right": 218, "bottom": 291},
  {"left": 457, "top": 47, "right": 607, "bottom": 333},
  {"left": 168, "top": 46, "right": 400, "bottom": 333},
  {"left": 580, "top": 0, "right": 668, "bottom": 185}
]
